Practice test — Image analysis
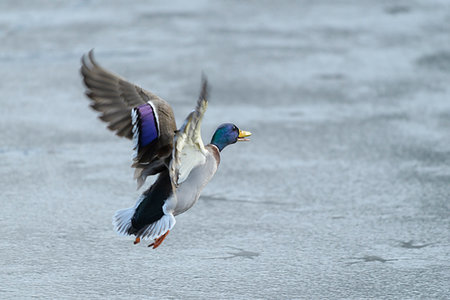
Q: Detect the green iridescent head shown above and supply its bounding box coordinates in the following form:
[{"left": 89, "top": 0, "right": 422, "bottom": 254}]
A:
[{"left": 210, "top": 123, "right": 251, "bottom": 152}]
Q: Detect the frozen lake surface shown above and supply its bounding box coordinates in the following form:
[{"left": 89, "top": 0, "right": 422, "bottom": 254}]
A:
[{"left": 1, "top": 0, "right": 449, "bottom": 298}]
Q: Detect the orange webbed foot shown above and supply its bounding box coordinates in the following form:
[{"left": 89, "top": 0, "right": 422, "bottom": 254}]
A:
[
  {"left": 133, "top": 237, "right": 140, "bottom": 245},
  {"left": 148, "top": 230, "right": 170, "bottom": 249}
]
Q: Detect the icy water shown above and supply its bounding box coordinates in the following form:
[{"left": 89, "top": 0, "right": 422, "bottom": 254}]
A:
[{"left": 1, "top": 0, "right": 449, "bottom": 298}]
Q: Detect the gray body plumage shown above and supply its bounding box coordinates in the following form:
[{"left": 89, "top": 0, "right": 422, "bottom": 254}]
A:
[
  {"left": 169, "top": 145, "right": 220, "bottom": 216},
  {"left": 113, "top": 144, "right": 219, "bottom": 241}
]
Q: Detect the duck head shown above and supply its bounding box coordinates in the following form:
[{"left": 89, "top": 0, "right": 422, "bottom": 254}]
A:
[{"left": 210, "top": 123, "right": 251, "bottom": 152}]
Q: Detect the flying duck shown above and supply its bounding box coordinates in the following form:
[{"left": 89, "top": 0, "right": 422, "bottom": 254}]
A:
[{"left": 80, "top": 50, "right": 251, "bottom": 249}]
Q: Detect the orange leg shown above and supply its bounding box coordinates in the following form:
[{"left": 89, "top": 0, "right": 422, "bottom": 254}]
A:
[
  {"left": 133, "top": 236, "right": 140, "bottom": 245},
  {"left": 148, "top": 230, "right": 170, "bottom": 249}
]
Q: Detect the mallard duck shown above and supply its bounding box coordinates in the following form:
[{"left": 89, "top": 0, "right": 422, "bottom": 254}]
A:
[{"left": 80, "top": 50, "right": 251, "bottom": 249}]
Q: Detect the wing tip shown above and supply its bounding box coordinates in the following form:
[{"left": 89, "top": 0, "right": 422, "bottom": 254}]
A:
[
  {"left": 81, "top": 48, "right": 93, "bottom": 65},
  {"left": 80, "top": 48, "right": 98, "bottom": 75},
  {"left": 199, "top": 73, "right": 209, "bottom": 103}
]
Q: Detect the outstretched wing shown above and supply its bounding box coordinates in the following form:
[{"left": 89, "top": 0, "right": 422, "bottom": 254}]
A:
[
  {"left": 81, "top": 50, "right": 177, "bottom": 188},
  {"left": 81, "top": 50, "right": 159, "bottom": 138},
  {"left": 170, "top": 76, "right": 209, "bottom": 186}
]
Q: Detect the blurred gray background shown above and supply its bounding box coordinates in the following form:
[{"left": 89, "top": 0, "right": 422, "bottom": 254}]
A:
[{"left": 1, "top": 0, "right": 449, "bottom": 299}]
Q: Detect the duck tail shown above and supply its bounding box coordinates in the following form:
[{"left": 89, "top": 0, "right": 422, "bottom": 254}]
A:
[
  {"left": 112, "top": 195, "right": 176, "bottom": 240},
  {"left": 112, "top": 206, "right": 136, "bottom": 236},
  {"left": 112, "top": 194, "right": 145, "bottom": 236},
  {"left": 136, "top": 214, "right": 176, "bottom": 241}
]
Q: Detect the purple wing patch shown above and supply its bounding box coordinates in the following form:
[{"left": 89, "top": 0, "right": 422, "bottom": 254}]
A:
[{"left": 132, "top": 103, "right": 159, "bottom": 156}]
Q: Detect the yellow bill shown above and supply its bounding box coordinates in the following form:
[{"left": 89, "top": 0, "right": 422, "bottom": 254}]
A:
[{"left": 238, "top": 129, "right": 252, "bottom": 141}]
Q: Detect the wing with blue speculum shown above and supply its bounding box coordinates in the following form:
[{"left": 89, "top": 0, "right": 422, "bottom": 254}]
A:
[{"left": 81, "top": 50, "right": 177, "bottom": 188}]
